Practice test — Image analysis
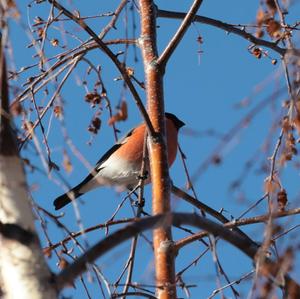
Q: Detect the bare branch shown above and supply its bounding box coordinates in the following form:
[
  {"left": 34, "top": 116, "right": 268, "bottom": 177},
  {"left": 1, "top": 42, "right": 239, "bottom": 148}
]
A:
[
  {"left": 12, "top": 38, "right": 137, "bottom": 106},
  {"left": 55, "top": 212, "right": 300, "bottom": 298},
  {"left": 157, "top": 8, "right": 287, "bottom": 56},
  {"left": 99, "top": 0, "right": 129, "bottom": 40},
  {"left": 139, "top": 0, "right": 176, "bottom": 297},
  {"left": 171, "top": 185, "right": 255, "bottom": 244},
  {"left": 157, "top": 0, "right": 204, "bottom": 68},
  {"left": 43, "top": 217, "right": 137, "bottom": 252},
  {"left": 175, "top": 206, "right": 300, "bottom": 250},
  {"left": 47, "top": 0, "right": 155, "bottom": 137}
]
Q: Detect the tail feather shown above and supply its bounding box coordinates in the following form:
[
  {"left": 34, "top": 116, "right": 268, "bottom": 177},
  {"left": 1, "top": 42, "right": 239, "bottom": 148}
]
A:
[
  {"left": 53, "top": 188, "right": 82, "bottom": 210},
  {"left": 53, "top": 173, "right": 96, "bottom": 210}
]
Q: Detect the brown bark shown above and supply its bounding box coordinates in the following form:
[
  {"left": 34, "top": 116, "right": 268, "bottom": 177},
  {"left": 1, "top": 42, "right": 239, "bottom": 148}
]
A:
[
  {"left": 56, "top": 212, "right": 300, "bottom": 298},
  {"left": 139, "top": 1, "right": 176, "bottom": 298}
]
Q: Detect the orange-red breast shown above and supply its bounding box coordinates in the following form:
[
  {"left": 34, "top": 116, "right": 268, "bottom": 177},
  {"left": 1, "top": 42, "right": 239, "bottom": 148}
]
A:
[{"left": 53, "top": 112, "right": 185, "bottom": 210}]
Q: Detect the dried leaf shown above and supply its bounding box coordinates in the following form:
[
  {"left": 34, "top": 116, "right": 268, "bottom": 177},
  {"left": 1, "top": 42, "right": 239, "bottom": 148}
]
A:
[
  {"left": 88, "top": 117, "right": 101, "bottom": 134},
  {"left": 43, "top": 247, "right": 52, "bottom": 258},
  {"left": 264, "top": 176, "right": 280, "bottom": 194},
  {"left": 85, "top": 92, "right": 101, "bottom": 107},
  {"left": 279, "top": 152, "right": 291, "bottom": 166},
  {"left": 266, "top": 0, "right": 277, "bottom": 16},
  {"left": 7, "top": 0, "right": 17, "bottom": 8},
  {"left": 126, "top": 67, "right": 134, "bottom": 77},
  {"left": 53, "top": 105, "right": 62, "bottom": 118},
  {"left": 108, "top": 101, "right": 128, "bottom": 125},
  {"left": 22, "top": 158, "right": 34, "bottom": 172},
  {"left": 256, "top": 29, "right": 264, "bottom": 38},
  {"left": 261, "top": 280, "right": 272, "bottom": 298},
  {"left": 286, "top": 132, "right": 295, "bottom": 147},
  {"left": 58, "top": 258, "right": 69, "bottom": 270},
  {"left": 101, "top": 87, "right": 107, "bottom": 98},
  {"left": 282, "top": 100, "right": 290, "bottom": 108},
  {"left": 37, "top": 27, "right": 45, "bottom": 39},
  {"left": 197, "top": 35, "right": 203, "bottom": 44},
  {"left": 10, "top": 101, "right": 23, "bottom": 116},
  {"left": 281, "top": 247, "right": 294, "bottom": 272},
  {"left": 256, "top": 8, "right": 265, "bottom": 26},
  {"left": 63, "top": 150, "right": 72, "bottom": 173},
  {"left": 277, "top": 189, "right": 288, "bottom": 211},
  {"left": 50, "top": 38, "right": 59, "bottom": 47},
  {"left": 92, "top": 117, "right": 101, "bottom": 130},
  {"left": 22, "top": 158, "right": 30, "bottom": 166},
  {"left": 7, "top": 0, "right": 20, "bottom": 19},
  {"left": 252, "top": 47, "right": 262, "bottom": 59},
  {"left": 271, "top": 59, "right": 277, "bottom": 65},
  {"left": 266, "top": 19, "right": 281, "bottom": 38},
  {"left": 281, "top": 116, "right": 292, "bottom": 133},
  {"left": 22, "top": 121, "right": 34, "bottom": 139}
]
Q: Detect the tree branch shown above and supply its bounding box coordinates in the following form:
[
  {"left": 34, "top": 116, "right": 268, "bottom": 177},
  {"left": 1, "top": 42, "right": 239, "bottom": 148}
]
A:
[
  {"left": 139, "top": 0, "right": 176, "bottom": 297},
  {"left": 171, "top": 185, "right": 255, "bottom": 244},
  {"left": 48, "top": 0, "right": 156, "bottom": 137},
  {"left": 43, "top": 217, "right": 137, "bottom": 252},
  {"left": 157, "top": 8, "right": 287, "bottom": 56},
  {"left": 12, "top": 38, "right": 137, "bottom": 106},
  {"left": 55, "top": 212, "right": 300, "bottom": 298},
  {"left": 157, "top": 0, "right": 204, "bottom": 68},
  {"left": 175, "top": 206, "right": 300, "bottom": 250}
]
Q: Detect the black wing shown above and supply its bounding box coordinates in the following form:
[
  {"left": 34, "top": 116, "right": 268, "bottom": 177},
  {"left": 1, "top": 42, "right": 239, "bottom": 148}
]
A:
[{"left": 53, "top": 127, "right": 136, "bottom": 210}]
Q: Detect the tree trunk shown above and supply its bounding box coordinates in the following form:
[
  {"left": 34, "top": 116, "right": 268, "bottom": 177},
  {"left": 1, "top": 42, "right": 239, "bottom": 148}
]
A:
[
  {"left": 0, "top": 38, "right": 57, "bottom": 299},
  {"left": 139, "top": 1, "right": 177, "bottom": 298}
]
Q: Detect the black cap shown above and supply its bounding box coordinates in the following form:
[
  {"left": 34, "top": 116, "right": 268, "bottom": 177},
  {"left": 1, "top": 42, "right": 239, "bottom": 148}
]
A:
[{"left": 165, "top": 112, "right": 185, "bottom": 129}]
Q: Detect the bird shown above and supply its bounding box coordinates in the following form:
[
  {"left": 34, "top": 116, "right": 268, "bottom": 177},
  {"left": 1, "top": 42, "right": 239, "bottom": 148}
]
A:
[{"left": 53, "top": 112, "right": 185, "bottom": 210}]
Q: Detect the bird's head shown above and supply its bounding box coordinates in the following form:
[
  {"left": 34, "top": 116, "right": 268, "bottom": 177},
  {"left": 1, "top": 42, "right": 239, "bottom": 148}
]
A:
[{"left": 165, "top": 112, "right": 185, "bottom": 130}]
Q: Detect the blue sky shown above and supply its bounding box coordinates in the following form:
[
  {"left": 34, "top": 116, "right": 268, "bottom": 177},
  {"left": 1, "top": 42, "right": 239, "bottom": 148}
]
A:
[{"left": 9, "top": 1, "right": 300, "bottom": 298}]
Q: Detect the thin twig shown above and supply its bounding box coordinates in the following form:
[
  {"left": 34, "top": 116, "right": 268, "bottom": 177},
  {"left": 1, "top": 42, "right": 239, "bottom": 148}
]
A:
[
  {"left": 272, "top": 224, "right": 300, "bottom": 241},
  {"left": 273, "top": 0, "right": 293, "bottom": 49},
  {"left": 99, "top": 0, "right": 129, "bottom": 40},
  {"left": 237, "top": 193, "right": 268, "bottom": 219},
  {"left": 208, "top": 270, "right": 254, "bottom": 299},
  {"left": 157, "top": 9, "right": 287, "bottom": 56},
  {"left": 191, "top": 87, "right": 285, "bottom": 183},
  {"left": 38, "top": 206, "right": 111, "bottom": 296},
  {"left": 19, "top": 56, "right": 80, "bottom": 150},
  {"left": 30, "top": 89, "right": 53, "bottom": 169},
  {"left": 120, "top": 132, "right": 149, "bottom": 297},
  {"left": 54, "top": 212, "right": 300, "bottom": 298},
  {"left": 171, "top": 185, "right": 254, "bottom": 244},
  {"left": 174, "top": 206, "right": 300, "bottom": 250},
  {"left": 47, "top": 0, "right": 155, "bottom": 137},
  {"left": 12, "top": 38, "right": 136, "bottom": 105},
  {"left": 43, "top": 217, "right": 137, "bottom": 252},
  {"left": 157, "top": 0, "right": 204, "bottom": 68},
  {"left": 176, "top": 247, "right": 210, "bottom": 278}
]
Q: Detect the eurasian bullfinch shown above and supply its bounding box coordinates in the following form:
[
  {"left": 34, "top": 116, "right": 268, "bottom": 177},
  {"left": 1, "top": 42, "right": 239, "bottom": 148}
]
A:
[{"left": 53, "top": 112, "right": 185, "bottom": 210}]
